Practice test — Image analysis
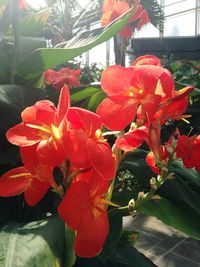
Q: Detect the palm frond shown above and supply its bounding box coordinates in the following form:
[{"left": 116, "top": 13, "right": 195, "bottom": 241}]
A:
[{"left": 140, "top": 0, "right": 164, "bottom": 33}]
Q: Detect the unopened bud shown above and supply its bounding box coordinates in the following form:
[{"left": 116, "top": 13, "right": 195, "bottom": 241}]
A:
[
  {"left": 151, "top": 195, "right": 161, "bottom": 202},
  {"left": 150, "top": 177, "right": 157, "bottom": 190},
  {"left": 166, "top": 146, "right": 173, "bottom": 154},
  {"left": 128, "top": 199, "right": 137, "bottom": 216},
  {"left": 166, "top": 173, "right": 174, "bottom": 180},
  {"left": 128, "top": 199, "right": 135, "bottom": 210},
  {"left": 138, "top": 191, "right": 146, "bottom": 200}
]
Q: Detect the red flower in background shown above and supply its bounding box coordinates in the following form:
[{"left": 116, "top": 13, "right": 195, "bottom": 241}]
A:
[
  {"left": 58, "top": 170, "right": 110, "bottom": 258},
  {"left": 18, "top": 0, "right": 26, "bottom": 9},
  {"left": 97, "top": 55, "right": 174, "bottom": 130},
  {"left": 176, "top": 134, "right": 200, "bottom": 172},
  {"left": 44, "top": 67, "right": 81, "bottom": 90},
  {"left": 6, "top": 85, "right": 70, "bottom": 166},
  {"left": 0, "top": 164, "right": 56, "bottom": 206},
  {"left": 101, "top": 0, "right": 150, "bottom": 38}
]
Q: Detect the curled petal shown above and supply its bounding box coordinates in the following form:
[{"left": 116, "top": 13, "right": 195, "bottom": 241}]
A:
[
  {"left": 0, "top": 167, "right": 32, "bottom": 196},
  {"left": 6, "top": 123, "right": 41, "bottom": 146},
  {"left": 132, "top": 54, "right": 162, "bottom": 67},
  {"left": 116, "top": 126, "right": 148, "bottom": 151},
  {"left": 57, "top": 85, "right": 70, "bottom": 124},
  {"left": 22, "top": 100, "right": 56, "bottom": 125}
]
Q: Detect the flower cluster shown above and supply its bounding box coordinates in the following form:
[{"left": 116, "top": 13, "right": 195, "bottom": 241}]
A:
[
  {"left": 101, "top": 0, "right": 150, "bottom": 38},
  {"left": 0, "top": 85, "right": 116, "bottom": 258},
  {"left": 0, "top": 55, "right": 199, "bottom": 259},
  {"left": 44, "top": 67, "right": 81, "bottom": 90}
]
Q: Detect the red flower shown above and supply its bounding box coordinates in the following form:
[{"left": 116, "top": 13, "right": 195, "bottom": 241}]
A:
[
  {"left": 58, "top": 171, "right": 109, "bottom": 258},
  {"left": 44, "top": 68, "right": 81, "bottom": 90},
  {"left": 0, "top": 164, "right": 56, "bottom": 206},
  {"left": 176, "top": 134, "right": 200, "bottom": 172},
  {"left": 18, "top": 0, "right": 26, "bottom": 9},
  {"left": 6, "top": 85, "right": 70, "bottom": 166},
  {"left": 101, "top": 0, "right": 150, "bottom": 38},
  {"left": 132, "top": 54, "right": 162, "bottom": 67},
  {"left": 63, "top": 107, "right": 116, "bottom": 180},
  {"left": 97, "top": 56, "right": 174, "bottom": 130}
]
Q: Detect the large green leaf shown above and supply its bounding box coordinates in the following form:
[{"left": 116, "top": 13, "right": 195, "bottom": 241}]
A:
[
  {"left": 0, "top": 215, "right": 65, "bottom": 267},
  {"left": 138, "top": 198, "right": 200, "bottom": 240},
  {"left": 15, "top": 7, "right": 136, "bottom": 82},
  {"left": 100, "top": 213, "right": 123, "bottom": 262},
  {"left": 109, "top": 246, "right": 157, "bottom": 267},
  {"left": 74, "top": 246, "right": 156, "bottom": 267}
]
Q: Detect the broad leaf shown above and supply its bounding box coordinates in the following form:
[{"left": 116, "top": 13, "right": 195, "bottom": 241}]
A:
[
  {"left": 138, "top": 198, "right": 200, "bottom": 240},
  {"left": 109, "top": 246, "right": 157, "bottom": 267},
  {"left": 64, "top": 225, "right": 76, "bottom": 267},
  {"left": 100, "top": 213, "right": 123, "bottom": 261},
  {"left": 0, "top": 215, "right": 65, "bottom": 267},
  {"left": 15, "top": 7, "right": 137, "bottom": 82}
]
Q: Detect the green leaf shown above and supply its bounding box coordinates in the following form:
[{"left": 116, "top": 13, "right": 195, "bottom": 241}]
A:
[
  {"left": 118, "top": 230, "right": 139, "bottom": 247},
  {"left": 87, "top": 91, "right": 106, "bottom": 111},
  {"left": 15, "top": 7, "right": 136, "bottom": 82},
  {"left": 109, "top": 246, "right": 157, "bottom": 267},
  {"left": 0, "top": 215, "right": 65, "bottom": 267},
  {"left": 171, "top": 164, "right": 200, "bottom": 187},
  {"left": 100, "top": 213, "right": 123, "bottom": 262},
  {"left": 138, "top": 198, "right": 200, "bottom": 240},
  {"left": 64, "top": 225, "right": 76, "bottom": 267},
  {"left": 71, "top": 86, "right": 100, "bottom": 103}
]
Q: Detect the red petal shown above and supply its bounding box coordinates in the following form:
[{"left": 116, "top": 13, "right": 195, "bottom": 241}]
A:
[
  {"left": 100, "top": 65, "right": 134, "bottom": 98},
  {"left": 24, "top": 178, "right": 50, "bottom": 207},
  {"left": 58, "top": 181, "right": 91, "bottom": 230},
  {"left": 57, "top": 85, "right": 70, "bottom": 124},
  {"left": 37, "top": 138, "right": 66, "bottom": 166},
  {"left": 146, "top": 151, "right": 160, "bottom": 174},
  {"left": 116, "top": 126, "right": 148, "bottom": 151},
  {"left": 0, "top": 167, "right": 32, "bottom": 196},
  {"left": 74, "top": 209, "right": 109, "bottom": 258},
  {"left": 21, "top": 100, "right": 56, "bottom": 125},
  {"left": 20, "top": 145, "right": 39, "bottom": 172},
  {"left": 6, "top": 123, "right": 41, "bottom": 146},
  {"left": 62, "top": 129, "right": 90, "bottom": 168},
  {"left": 140, "top": 94, "right": 162, "bottom": 121},
  {"left": 87, "top": 139, "right": 116, "bottom": 180},
  {"left": 67, "top": 107, "right": 102, "bottom": 134},
  {"left": 97, "top": 98, "right": 137, "bottom": 130},
  {"left": 131, "top": 65, "right": 174, "bottom": 97},
  {"left": 132, "top": 55, "right": 162, "bottom": 67}
]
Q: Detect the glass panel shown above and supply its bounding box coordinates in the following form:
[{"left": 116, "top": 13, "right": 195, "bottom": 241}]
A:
[
  {"left": 164, "top": 10, "right": 196, "bottom": 36},
  {"left": 89, "top": 42, "right": 107, "bottom": 66},
  {"left": 164, "top": 0, "right": 196, "bottom": 16},
  {"left": 134, "top": 24, "right": 160, "bottom": 38},
  {"left": 198, "top": 8, "right": 200, "bottom": 35}
]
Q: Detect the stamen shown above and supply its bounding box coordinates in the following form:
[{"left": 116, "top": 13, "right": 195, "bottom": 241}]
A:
[
  {"left": 26, "top": 124, "right": 51, "bottom": 134},
  {"left": 10, "top": 172, "right": 32, "bottom": 179}
]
